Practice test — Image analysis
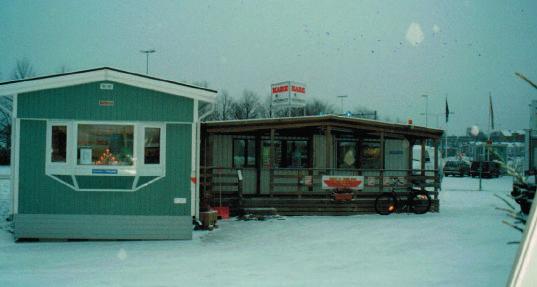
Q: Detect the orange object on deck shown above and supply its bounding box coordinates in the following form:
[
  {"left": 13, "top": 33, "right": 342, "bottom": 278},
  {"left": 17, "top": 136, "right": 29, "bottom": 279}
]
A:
[{"left": 213, "top": 206, "right": 230, "bottom": 219}]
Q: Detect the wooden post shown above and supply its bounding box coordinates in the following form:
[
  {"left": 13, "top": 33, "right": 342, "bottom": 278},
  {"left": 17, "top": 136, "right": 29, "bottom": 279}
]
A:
[
  {"left": 307, "top": 134, "right": 314, "bottom": 193},
  {"left": 297, "top": 169, "right": 302, "bottom": 198},
  {"left": 269, "top": 128, "right": 275, "bottom": 197},
  {"left": 325, "top": 126, "right": 333, "bottom": 171},
  {"left": 407, "top": 138, "right": 415, "bottom": 190},
  {"left": 379, "top": 132, "right": 385, "bottom": 192},
  {"left": 201, "top": 131, "right": 210, "bottom": 207},
  {"left": 255, "top": 134, "right": 261, "bottom": 195},
  {"left": 433, "top": 139, "right": 439, "bottom": 200},
  {"left": 421, "top": 139, "right": 426, "bottom": 192}
]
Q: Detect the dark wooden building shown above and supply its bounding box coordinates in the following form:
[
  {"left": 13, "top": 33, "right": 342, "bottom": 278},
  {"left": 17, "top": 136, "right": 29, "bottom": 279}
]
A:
[{"left": 200, "top": 115, "right": 444, "bottom": 215}]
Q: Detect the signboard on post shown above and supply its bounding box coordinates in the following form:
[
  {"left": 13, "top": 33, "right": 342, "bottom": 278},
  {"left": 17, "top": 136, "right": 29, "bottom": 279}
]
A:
[
  {"left": 271, "top": 81, "right": 307, "bottom": 108},
  {"left": 321, "top": 175, "right": 364, "bottom": 190}
]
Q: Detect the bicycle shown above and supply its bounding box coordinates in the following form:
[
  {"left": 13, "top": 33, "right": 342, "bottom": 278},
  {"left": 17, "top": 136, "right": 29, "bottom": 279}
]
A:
[{"left": 374, "top": 177, "right": 431, "bottom": 215}]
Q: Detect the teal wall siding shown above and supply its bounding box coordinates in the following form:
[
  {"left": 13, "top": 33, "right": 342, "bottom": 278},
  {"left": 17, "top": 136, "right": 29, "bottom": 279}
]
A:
[
  {"left": 76, "top": 176, "right": 134, "bottom": 189},
  {"left": 18, "top": 81, "right": 193, "bottom": 122},
  {"left": 18, "top": 120, "right": 192, "bottom": 216}
]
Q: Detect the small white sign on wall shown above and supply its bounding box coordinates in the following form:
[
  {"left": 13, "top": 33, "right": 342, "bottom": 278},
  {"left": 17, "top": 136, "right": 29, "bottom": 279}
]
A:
[
  {"left": 174, "top": 198, "right": 186, "bottom": 204},
  {"left": 100, "top": 83, "right": 114, "bottom": 90}
]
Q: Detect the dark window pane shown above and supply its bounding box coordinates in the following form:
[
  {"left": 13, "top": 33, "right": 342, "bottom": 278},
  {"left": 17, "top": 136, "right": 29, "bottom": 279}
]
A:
[
  {"left": 233, "top": 139, "right": 246, "bottom": 167},
  {"left": 337, "top": 141, "right": 357, "bottom": 168},
  {"left": 285, "top": 140, "right": 308, "bottom": 168},
  {"left": 144, "top": 128, "right": 160, "bottom": 164},
  {"left": 51, "top": 125, "right": 67, "bottom": 162},
  {"left": 262, "top": 140, "right": 282, "bottom": 168},
  {"left": 77, "top": 124, "right": 134, "bottom": 166},
  {"left": 247, "top": 140, "right": 256, "bottom": 166}
]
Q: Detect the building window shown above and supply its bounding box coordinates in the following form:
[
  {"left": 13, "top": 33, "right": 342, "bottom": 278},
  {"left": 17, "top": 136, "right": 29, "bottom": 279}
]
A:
[
  {"left": 284, "top": 140, "right": 308, "bottom": 168},
  {"left": 51, "top": 125, "right": 67, "bottom": 163},
  {"left": 77, "top": 124, "right": 134, "bottom": 166},
  {"left": 337, "top": 141, "right": 358, "bottom": 169},
  {"left": 261, "top": 140, "right": 282, "bottom": 168},
  {"left": 361, "top": 140, "right": 381, "bottom": 169},
  {"left": 144, "top": 127, "right": 161, "bottom": 164},
  {"left": 261, "top": 139, "right": 308, "bottom": 168},
  {"left": 233, "top": 138, "right": 256, "bottom": 167}
]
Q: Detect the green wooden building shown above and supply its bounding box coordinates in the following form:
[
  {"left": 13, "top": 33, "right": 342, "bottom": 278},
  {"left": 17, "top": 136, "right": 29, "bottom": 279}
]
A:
[{"left": 0, "top": 67, "right": 217, "bottom": 240}]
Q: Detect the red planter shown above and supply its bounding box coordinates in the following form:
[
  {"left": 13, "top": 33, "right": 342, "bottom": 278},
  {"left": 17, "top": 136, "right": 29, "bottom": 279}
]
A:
[{"left": 213, "top": 206, "right": 230, "bottom": 219}]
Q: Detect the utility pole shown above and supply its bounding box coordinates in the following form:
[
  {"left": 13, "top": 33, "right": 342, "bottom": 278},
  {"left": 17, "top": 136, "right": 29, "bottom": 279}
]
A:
[
  {"left": 471, "top": 125, "right": 482, "bottom": 191},
  {"left": 421, "top": 94, "right": 429, "bottom": 127},
  {"left": 140, "top": 49, "right": 156, "bottom": 75}
]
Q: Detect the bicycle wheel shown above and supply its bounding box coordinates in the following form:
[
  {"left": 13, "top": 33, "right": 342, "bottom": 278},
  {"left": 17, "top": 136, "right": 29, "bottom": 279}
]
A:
[
  {"left": 375, "top": 193, "right": 397, "bottom": 215},
  {"left": 410, "top": 191, "right": 431, "bottom": 214}
]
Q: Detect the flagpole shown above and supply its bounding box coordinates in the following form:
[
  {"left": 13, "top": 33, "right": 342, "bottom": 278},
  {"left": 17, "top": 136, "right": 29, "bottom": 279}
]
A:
[
  {"left": 445, "top": 96, "right": 449, "bottom": 159},
  {"left": 488, "top": 92, "right": 492, "bottom": 134},
  {"left": 488, "top": 92, "right": 494, "bottom": 161}
]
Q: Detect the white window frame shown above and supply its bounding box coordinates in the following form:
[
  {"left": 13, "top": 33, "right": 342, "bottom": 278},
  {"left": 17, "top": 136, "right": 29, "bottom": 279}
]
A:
[
  {"left": 138, "top": 124, "right": 166, "bottom": 176},
  {"left": 46, "top": 121, "right": 74, "bottom": 175},
  {"left": 45, "top": 120, "right": 166, "bottom": 192}
]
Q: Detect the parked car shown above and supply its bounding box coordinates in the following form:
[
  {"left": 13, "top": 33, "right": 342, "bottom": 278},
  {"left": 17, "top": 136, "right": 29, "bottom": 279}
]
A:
[
  {"left": 470, "top": 161, "right": 501, "bottom": 178},
  {"left": 443, "top": 160, "right": 470, "bottom": 177}
]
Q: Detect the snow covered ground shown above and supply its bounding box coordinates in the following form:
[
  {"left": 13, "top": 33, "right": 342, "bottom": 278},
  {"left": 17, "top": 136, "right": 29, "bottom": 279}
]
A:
[{"left": 0, "top": 176, "right": 522, "bottom": 287}]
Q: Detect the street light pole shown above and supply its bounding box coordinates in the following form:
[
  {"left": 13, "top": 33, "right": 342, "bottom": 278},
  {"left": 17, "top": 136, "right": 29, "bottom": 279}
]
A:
[
  {"left": 471, "top": 125, "right": 482, "bottom": 191},
  {"left": 337, "top": 95, "right": 348, "bottom": 115},
  {"left": 421, "top": 94, "right": 429, "bottom": 127},
  {"left": 140, "top": 49, "right": 156, "bottom": 75}
]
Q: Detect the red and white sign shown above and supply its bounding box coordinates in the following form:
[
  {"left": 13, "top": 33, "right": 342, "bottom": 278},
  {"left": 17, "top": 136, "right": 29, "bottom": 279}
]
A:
[
  {"left": 271, "top": 81, "right": 306, "bottom": 108},
  {"left": 321, "top": 175, "right": 364, "bottom": 190}
]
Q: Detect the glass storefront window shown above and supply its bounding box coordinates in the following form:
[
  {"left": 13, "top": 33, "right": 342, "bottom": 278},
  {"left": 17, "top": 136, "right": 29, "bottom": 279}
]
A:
[
  {"left": 262, "top": 140, "right": 282, "bottom": 168},
  {"left": 77, "top": 124, "right": 134, "bottom": 166},
  {"left": 337, "top": 141, "right": 357, "bottom": 168},
  {"left": 361, "top": 140, "right": 381, "bottom": 169},
  {"left": 144, "top": 127, "right": 161, "bottom": 164},
  {"left": 233, "top": 138, "right": 256, "bottom": 167},
  {"left": 285, "top": 140, "right": 308, "bottom": 168}
]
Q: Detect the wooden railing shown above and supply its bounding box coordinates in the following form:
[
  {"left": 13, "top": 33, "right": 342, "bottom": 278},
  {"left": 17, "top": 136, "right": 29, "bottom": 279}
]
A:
[{"left": 201, "top": 166, "right": 440, "bottom": 202}]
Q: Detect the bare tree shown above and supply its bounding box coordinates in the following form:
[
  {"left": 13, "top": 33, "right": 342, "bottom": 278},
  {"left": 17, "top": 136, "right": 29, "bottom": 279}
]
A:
[
  {"left": 305, "top": 98, "right": 335, "bottom": 116},
  {"left": 218, "top": 90, "right": 234, "bottom": 120},
  {"left": 0, "top": 94, "right": 12, "bottom": 165},
  {"left": 203, "top": 90, "right": 235, "bottom": 121},
  {"left": 0, "top": 59, "right": 35, "bottom": 164},
  {"left": 11, "top": 58, "right": 35, "bottom": 80},
  {"left": 231, "top": 90, "right": 261, "bottom": 119}
]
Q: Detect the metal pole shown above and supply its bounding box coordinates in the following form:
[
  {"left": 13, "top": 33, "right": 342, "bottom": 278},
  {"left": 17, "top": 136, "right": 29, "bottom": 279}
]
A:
[
  {"left": 479, "top": 159, "right": 483, "bottom": 191},
  {"left": 477, "top": 140, "right": 482, "bottom": 191},
  {"left": 337, "top": 95, "right": 348, "bottom": 115},
  {"left": 426, "top": 96, "right": 429, "bottom": 127},
  {"left": 146, "top": 53, "right": 149, "bottom": 74},
  {"left": 444, "top": 126, "right": 448, "bottom": 158},
  {"left": 140, "top": 49, "right": 156, "bottom": 75},
  {"left": 421, "top": 94, "right": 429, "bottom": 127}
]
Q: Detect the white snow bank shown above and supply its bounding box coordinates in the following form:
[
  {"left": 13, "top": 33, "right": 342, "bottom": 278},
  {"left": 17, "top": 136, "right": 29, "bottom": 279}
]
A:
[{"left": 0, "top": 176, "right": 521, "bottom": 287}]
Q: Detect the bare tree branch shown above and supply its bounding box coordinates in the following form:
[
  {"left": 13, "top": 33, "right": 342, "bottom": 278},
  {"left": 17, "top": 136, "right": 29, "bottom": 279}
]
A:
[
  {"left": 11, "top": 58, "right": 35, "bottom": 80},
  {"left": 515, "top": 72, "right": 537, "bottom": 91}
]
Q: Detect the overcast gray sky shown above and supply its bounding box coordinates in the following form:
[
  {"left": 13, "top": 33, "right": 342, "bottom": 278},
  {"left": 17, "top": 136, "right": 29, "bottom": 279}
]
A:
[{"left": 1, "top": 0, "right": 537, "bottom": 135}]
